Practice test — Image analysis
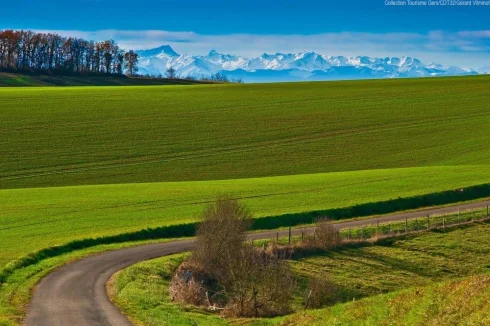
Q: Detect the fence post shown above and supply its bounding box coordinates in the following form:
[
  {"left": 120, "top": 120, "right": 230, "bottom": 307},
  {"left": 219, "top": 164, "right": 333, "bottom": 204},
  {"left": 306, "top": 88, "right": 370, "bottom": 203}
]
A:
[
  {"left": 458, "top": 207, "right": 461, "bottom": 223},
  {"left": 288, "top": 226, "right": 292, "bottom": 245},
  {"left": 301, "top": 230, "right": 304, "bottom": 242},
  {"left": 405, "top": 217, "right": 408, "bottom": 234},
  {"left": 276, "top": 232, "right": 279, "bottom": 241}
]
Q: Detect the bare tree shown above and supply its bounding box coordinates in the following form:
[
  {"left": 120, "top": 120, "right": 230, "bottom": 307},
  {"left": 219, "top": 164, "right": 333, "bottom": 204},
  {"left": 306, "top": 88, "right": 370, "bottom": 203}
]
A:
[
  {"left": 192, "top": 196, "right": 252, "bottom": 282},
  {"left": 123, "top": 50, "right": 138, "bottom": 76},
  {"left": 173, "top": 197, "right": 295, "bottom": 317},
  {"left": 166, "top": 66, "right": 176, "bottom": 79}
]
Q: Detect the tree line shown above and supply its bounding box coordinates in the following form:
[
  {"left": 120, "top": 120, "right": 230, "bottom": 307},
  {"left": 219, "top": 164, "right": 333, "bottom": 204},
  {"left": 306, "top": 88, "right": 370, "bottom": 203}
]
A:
[{"left": 0, "top": 29, "right": 138, "bottom": 76}]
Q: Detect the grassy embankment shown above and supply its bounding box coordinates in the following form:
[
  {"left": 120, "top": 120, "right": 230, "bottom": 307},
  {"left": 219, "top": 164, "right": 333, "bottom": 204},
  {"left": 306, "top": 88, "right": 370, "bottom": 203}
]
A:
[{"left": 110, "top": 222, "right": 490, "bottom": 326}]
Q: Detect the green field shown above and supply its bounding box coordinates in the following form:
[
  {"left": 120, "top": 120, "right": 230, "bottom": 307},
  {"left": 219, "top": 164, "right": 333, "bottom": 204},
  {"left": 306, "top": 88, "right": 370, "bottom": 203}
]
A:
[
  {"left": 2, "top": 75, "right": 490, "bottom": 189},
  {"left": 2, "top": 165, "right": 490, "bottom": 270},
  {"left": 2, "top": 75, "right": 490, "bottom": 324},
  {"left": 110, "top": 223, "right": 490, "bottom": 326}
]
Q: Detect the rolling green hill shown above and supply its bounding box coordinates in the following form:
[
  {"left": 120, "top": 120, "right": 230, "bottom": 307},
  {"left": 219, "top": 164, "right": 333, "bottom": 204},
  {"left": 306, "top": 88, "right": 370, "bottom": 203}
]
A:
[{"left": 1, "top": 75, "right": 490, "bottom": 189}]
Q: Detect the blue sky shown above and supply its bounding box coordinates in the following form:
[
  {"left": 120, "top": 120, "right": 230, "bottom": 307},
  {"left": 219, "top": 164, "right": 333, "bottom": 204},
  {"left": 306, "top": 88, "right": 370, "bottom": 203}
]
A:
[{"left": 2, "top": 0, "right": 489, "bottom": 68}]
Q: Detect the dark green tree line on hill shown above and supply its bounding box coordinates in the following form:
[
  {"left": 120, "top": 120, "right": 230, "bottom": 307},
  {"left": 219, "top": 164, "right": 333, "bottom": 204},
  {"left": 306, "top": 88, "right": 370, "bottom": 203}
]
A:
[{"left": 0, "top": 29, "right": 138, "bottom": 76}]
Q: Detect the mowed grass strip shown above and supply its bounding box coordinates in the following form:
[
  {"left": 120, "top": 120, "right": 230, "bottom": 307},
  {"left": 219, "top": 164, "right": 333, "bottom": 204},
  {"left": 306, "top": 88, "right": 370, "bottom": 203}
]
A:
[
  {"left": 110, "top": 223, "right": 490, "bottom": 326},
  {"left": 1, "top": 75, "right": 490, "bottom": 189},
  {"left": 2, "top": 164, "right": 490, "bottom": 270}
]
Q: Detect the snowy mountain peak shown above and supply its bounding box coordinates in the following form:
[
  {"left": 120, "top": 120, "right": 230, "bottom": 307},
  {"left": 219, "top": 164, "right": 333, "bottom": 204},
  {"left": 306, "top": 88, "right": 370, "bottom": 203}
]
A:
[
  {"left": 136, "top": 45, "right": 179, "bottom": 58},
  {"left": 135, "top": 45, "right": 480, "bottom": 82}
]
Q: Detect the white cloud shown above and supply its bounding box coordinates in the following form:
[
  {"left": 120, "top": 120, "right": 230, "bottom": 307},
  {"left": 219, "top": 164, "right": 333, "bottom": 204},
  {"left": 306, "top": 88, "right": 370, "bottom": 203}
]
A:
[{"left": 29, "top": 28, "right": 490, "bottom": 69}]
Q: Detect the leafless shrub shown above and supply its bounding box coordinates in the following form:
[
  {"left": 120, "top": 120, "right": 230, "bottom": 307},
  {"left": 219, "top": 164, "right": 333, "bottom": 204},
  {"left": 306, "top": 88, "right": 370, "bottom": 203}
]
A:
[
  {"left": 170, "top": 261, "right": 227, "bottom": 309},
  {"left": 296, "top": 218, "right": 339, "bottom": 250},
  {"left": 222, "top": 244, "right": 295, "bottom": 317},
  {"left": 170, "top": 264, "right": 208, "bottom": 306},
  {"left": 173, "top": 197, "right": 295, "bottom": 317},
  {"left": 315, "top": 217, "right": 339, "bottom": 249},
  {"left": 263, "top": 240, "right": 295, "bottom": 260}
]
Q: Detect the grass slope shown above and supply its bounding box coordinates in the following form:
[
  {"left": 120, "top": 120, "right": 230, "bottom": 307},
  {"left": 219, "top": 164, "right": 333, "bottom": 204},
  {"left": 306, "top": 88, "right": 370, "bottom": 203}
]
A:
[
  {"left": 0, "top": 72, "right": 206, "bottom": 87},
  {"left": 1, "top": 75, "right": 490, "bottom": 189},
  {"left": 285, "top": 274, "right": 490, "bottom": 325},
  {"left": 110, "top": 223, "right": 490, "bottom": 326},
  {"left": 2, "top": 165, "right": 490, "bottom": 270}
]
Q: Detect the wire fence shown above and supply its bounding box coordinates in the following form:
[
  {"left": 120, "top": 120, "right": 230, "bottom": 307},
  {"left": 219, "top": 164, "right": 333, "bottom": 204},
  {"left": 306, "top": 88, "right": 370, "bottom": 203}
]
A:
[
  {"left": 340, "top": 206, "right": 489, "bottom": 242},
  {"left": 265, "top": 206, "right": 490, "bottom": 247}
]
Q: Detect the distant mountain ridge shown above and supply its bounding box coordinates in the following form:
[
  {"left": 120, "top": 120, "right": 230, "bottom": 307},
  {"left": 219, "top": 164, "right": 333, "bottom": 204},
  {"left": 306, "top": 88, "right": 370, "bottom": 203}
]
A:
[{"left": 136, "top": 45, "right": 483, "bottom": 82}]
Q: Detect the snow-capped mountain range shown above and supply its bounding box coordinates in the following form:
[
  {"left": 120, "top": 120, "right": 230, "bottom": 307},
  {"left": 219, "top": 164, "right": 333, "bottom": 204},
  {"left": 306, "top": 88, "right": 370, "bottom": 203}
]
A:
[{"left": 136, "top": 45, "right": 484, "bottom": 82}]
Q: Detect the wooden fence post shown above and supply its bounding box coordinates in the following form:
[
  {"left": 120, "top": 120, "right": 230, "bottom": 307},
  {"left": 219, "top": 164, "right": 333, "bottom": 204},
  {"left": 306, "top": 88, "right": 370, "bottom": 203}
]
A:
[
  {"left": 405, "top": 217, "right": 408, "bottom": 233},
  {"left": 304, "top": 290, "right": 312, "bottom": 310},
  {"left": 288, "top": 226, "right": 292, "bottom": 245}
]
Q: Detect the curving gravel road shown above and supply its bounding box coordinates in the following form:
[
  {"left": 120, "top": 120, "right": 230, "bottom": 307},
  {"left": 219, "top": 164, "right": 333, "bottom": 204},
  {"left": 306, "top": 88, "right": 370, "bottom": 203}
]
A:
[{"left": 26, "top": 199, "right": 490, "bottom": 326}]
